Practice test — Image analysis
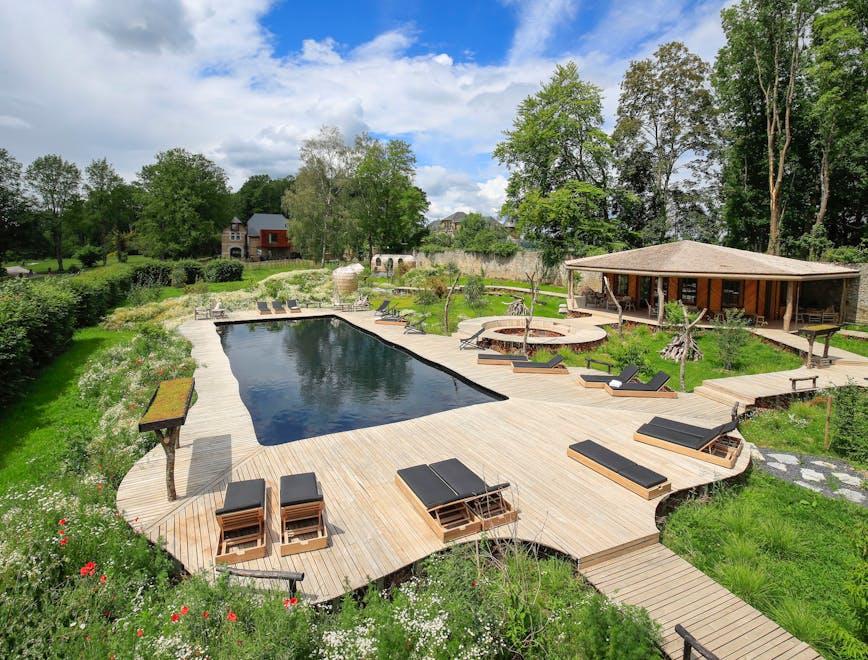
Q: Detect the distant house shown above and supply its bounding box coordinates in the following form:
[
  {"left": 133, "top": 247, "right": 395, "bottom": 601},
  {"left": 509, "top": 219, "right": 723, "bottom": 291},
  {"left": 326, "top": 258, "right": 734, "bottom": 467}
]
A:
[
  {"left": 427, "top": 211, "right": 502, "bottom": 237},
  {"left": 220, "top": 213, "right": 293, "bottom": 261}
]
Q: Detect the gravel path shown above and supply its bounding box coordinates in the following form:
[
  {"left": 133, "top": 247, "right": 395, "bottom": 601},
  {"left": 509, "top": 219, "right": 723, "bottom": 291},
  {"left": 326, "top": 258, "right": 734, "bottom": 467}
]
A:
[{"left": 752, "top": 446, "right": 866, "bottom": 506}]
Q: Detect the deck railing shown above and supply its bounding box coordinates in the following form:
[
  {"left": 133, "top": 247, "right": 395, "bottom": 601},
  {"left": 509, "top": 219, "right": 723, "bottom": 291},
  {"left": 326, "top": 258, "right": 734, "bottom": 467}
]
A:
[{"left": 674, "top": 624, "right": 719, "bottom": 660}]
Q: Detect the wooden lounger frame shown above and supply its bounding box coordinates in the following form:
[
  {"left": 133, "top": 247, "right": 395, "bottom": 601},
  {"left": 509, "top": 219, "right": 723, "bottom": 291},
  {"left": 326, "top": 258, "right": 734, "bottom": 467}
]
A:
[
  {"left": 467, "top": 490, "right": 518, "bottom": 531},
  {"left": 280, "top": 500, "right": 329, "bottom": 556},
  {"left": 512, "top": 363, "right": 569, "bottom": 375},
  {"left": 566, "top": 447, "right": 671, "bottom": 500},
  {"left": 215, "top": 499, "right": 268, "bottom": 564},
  {"left": 395, "top": 475, "right": 480, "bottom": 542},
  {"left": 633, "top": 431, "right": 743, "bottom": 469},
  {"left": 375, "top": 318, "right": 407, "bottom": 326},
  {"left": 603, "top": 383, "right": 677, "bottom": 398},
  {"left": 478, "top": 355, "right": 527, "bottom": 366}
]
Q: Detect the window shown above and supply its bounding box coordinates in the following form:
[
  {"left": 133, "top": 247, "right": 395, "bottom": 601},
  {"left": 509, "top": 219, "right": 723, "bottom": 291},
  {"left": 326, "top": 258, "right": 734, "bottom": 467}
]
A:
[
  {"left": 268, "top": 233, "right": 277, "bottom": 244},
  {"left": 723, "top": 281, "right": 742, "bottom": 307},
  {"left": 679, "top": 278, "right": 698, "bottom": 305},
  {"left": 615, "top": 274, "right": 629, "bottom": 296}
]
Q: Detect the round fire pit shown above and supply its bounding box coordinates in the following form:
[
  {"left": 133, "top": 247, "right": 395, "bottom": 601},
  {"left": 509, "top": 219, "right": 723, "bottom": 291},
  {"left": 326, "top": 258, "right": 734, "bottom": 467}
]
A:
[{"left": 456, "top": 316, "right": 608, "bottom": 354}]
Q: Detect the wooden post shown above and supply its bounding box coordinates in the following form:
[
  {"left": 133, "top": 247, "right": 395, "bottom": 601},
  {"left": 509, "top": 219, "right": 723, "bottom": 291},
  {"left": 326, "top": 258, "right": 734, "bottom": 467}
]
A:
[
  {"left": 603, "top": 274, "right": 623, "bottom": 336},
  {"left": 567, "top": 269, "right": 574, "bottom": 303},
  {"left": 657, "top": 276, "right": 664, "bottom": 325},
  {"left": 839, "top": 279, "right": 848, "bottom": 323},
  {"left": 155, "top": 428, "right": 178, "bottom": 501},
  {"left": 805, "top": 334, "right": 815, "bottom": 368},
  {"left": 782, "top": 281, "right": 794, "bottom": 332}
]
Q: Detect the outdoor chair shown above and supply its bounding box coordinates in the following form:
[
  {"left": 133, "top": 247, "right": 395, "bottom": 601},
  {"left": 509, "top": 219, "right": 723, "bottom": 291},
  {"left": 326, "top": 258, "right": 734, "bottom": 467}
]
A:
[
  {"left": 374, "top": 300, "right": 392, "bottom": 316},
  {"left": 477, "top": 353, "right": 529, "bottom": 366},
  {"left": 211, "top": 302, "right": 227, "bottom": 319},
  {"left": 279, "top": 472, "right": 328, "bottom": 556},
  {"left": 403, "top": 318, "right": 426, "bottom": 335},
  {"left": 257, "top": 301, "right": 271, "bottom": 315},
  {"left": 603, "top": 371, "right": 676, "bottom": 398},
  {"left": 634, "top": 417, "right": 742, "bottom": 469},
  {"left": 272, "top": 300, "right": 286, "bottom": 314},
  {"left": 286, "top": 299, "right": 301, "bottom": 313},
  {"left": 458, "top": 328, "right": 485, "bottom": 350},
  {"left": 567, "top": 440, "right": 671, "bottom": 500},
  {"left": 512, "top": 354, "right": 567, "bottom": 374},
  {"left": 194, "top": 307, "right": 211, "bottom": 320},
  {"left": 215, "top": 478, "right": 267, "bottom": 564},
  {"left": 577, "top": 364, "right": 640, "bottom": 389}
]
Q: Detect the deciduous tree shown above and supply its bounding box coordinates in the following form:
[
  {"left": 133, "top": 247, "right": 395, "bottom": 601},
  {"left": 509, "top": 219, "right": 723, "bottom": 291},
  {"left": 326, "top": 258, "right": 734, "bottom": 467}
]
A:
[
  {"left": 25, "top": 154, "right": 81, "bottom": 272},
  {"left": 0, "top": 149, "right": 29, "bottom": 265}
]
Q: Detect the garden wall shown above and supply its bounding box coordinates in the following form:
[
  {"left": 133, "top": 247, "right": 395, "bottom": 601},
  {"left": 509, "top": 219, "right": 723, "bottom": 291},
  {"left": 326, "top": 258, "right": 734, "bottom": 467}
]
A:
[{"left": 844, "top": 263, "right": 868, "bottom": 323}]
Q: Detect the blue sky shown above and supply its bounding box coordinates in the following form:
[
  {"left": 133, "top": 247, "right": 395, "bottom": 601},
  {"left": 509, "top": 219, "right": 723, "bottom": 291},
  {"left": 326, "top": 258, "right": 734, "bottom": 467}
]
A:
[{"left": 0, "top": 0, "right": 729, "bottom": 218}]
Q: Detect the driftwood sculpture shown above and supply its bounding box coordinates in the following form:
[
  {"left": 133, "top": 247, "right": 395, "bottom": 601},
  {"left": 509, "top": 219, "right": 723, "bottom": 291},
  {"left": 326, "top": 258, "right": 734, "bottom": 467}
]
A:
[{"left": 507, "top": 297, "right": 529, "bottom": 316}]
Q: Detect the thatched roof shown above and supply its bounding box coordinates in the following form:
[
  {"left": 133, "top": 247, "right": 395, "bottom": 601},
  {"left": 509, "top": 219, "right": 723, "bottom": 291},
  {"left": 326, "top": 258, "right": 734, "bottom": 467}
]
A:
[{"left": 564, "top": 241, "right": 860, "bottom": 281}]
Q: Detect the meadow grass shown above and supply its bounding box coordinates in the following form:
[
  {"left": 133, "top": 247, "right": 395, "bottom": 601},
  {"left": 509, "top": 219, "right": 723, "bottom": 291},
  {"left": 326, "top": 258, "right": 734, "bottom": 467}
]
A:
[
  {"left": 662, "top": 470, "right": 867, "bottom": 659},
  {"left": 829, "top": 334, "right": 868, "bottom": 358},
  {"left": 3, "top": 254, "right": 150, "bottom": 274}
]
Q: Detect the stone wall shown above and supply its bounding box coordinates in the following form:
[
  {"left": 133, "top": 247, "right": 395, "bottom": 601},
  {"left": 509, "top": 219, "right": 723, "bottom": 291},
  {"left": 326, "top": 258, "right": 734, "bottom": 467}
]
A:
[
  {"left": 413, "top": 249, "right": 595, "bottom": 288},
  {"left": 845, "top": 263, "right": 868, "bottom": 323}
]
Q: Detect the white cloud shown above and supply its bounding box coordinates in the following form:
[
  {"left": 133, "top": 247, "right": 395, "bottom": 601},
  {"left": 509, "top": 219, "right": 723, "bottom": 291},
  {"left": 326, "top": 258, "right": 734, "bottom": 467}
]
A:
[
  {"left": 507, "top": 0, "right": 578, "bottom": 64},
  {"left": 0, "top": 0, "right": 729, "bottom": 220}
]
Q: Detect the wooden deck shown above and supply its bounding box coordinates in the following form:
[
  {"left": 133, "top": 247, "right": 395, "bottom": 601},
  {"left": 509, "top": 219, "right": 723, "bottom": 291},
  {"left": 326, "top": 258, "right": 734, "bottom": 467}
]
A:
[
  {"left": 581, "top": 545, "right": 822, "bottom": 659},
  {"left": 115, "top": 308, "right": 838, "bottom": 657}
]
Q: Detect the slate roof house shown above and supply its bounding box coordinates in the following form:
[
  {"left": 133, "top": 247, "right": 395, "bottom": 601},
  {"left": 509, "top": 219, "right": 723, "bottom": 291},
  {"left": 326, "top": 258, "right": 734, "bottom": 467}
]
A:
[{"left": 221, "top": 213, "right": 293, "bottom": 261}]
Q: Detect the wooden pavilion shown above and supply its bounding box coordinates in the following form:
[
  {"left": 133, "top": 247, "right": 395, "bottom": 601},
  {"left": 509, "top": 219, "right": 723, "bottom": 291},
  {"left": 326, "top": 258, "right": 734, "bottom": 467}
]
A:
[{"left": 565, "top": 241, "right": 859, "bottom": 331}]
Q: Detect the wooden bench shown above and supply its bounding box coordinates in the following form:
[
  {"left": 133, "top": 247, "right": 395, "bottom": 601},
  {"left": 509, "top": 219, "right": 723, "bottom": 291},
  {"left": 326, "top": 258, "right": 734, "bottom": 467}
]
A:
[
  {"left": 585, "top": 357, "right": 614, "bottom": 373},
  {"left": 790, "top": 375, "right": 818, "bottom": 391}
]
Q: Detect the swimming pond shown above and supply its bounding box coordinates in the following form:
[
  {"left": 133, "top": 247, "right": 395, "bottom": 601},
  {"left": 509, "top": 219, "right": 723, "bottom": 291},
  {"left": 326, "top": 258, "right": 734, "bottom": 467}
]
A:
[{"left": 218, "top": 317, "right": 503, "bottom": 445}]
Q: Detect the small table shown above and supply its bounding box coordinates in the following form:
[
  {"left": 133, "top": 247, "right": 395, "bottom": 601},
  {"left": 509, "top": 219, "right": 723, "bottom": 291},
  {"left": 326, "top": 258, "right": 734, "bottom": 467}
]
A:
[{"left": 797, "top": 324, "right": 840, "bottom": 368}]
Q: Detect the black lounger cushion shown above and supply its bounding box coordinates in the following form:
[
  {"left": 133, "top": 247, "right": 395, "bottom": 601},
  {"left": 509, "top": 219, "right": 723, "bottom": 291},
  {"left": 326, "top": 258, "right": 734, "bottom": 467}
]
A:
[
  {"left": 636, "top": 423, "right": 715, "bottom": 451},
  {"left": 272, "top": 300, "right": 285, "bottom": 310},
  {"left": 570, "top": 440, "right": 667, "bottom": 489},
  {"left": 616, "top": 371, "right": 669, "bottom": 391},
  {"left": 216, "top": 478, "right": 265, "bottom": 515},
  {"left": 257, "top": 301, "right": 269, "bottom": 311},
  {"left": 375, "top": 300, "right": 390, "bottom": 313},
  {"left": 398, "top": 464, "right": 458, "bottom": 509},
  {"left": 643, "top": 416, "right": 740, "bottom": 446},
  {"left": 478, "top": 354, "right": 528, "bottom": 361},
  {"left": 286, "top": 299, "right": 300, "bottom": 309},
  {"left": 280, "top": 472, "right": 322, "bottom": 507},
  {"left": 515, "top": 354, "right": 564, "bottom": 369},
  {"left": 430, "top": 458, "right": 486, "bottom": 498},
  {"left": 581, "top": 365, "right": 640, "bottom": 383}
]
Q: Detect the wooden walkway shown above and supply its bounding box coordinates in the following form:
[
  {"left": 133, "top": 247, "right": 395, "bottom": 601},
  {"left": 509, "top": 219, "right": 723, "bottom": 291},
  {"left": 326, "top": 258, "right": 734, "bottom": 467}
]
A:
[
  {"left": 581, "top": 545, "right": 822, "bottom": 659},
  {"left": 114, "top": 308, "right": 845, "bottom": 658}
]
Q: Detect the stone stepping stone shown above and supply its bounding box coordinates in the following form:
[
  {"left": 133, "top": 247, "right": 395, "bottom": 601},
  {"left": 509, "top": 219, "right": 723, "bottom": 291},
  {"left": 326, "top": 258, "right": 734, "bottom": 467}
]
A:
[
  {"left": 832, "top": 472, "right": 862, "bottom": 487},
  {"left": 768, "top": 462, "right": 789, "bottom": 472},
  {"left": 767, "top": 453, "right": 799, "bottom": 465},
  {"left": 799, "top": 468, "right": 825, "bottom": 483},
  {"left": 811, "top": 460, "right": 836, "bottom": 469},
  {"left": 795, "top": 480, "right": 822, "bottom": 493},
  {"left": 835, "top": 489, "right": 865, "bottom": 504}
]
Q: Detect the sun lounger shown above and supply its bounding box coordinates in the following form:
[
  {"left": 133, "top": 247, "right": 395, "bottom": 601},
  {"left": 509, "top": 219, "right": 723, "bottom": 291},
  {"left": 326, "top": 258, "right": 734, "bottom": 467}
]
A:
[
  {"left": 272, "top": 300, "right": 286, "bottom": 314},
  {"left": 634, "top": 417, "right": 742, "bottom": 468},
  {"left": 459, "top": 328, "right": 485, "bottom": 350},
  {"left": 567, "top": 440, "right": 671, "bottom": 500},
  {"left": 286, "top": 299, "right": 301, "bottom": 313},
  {"left": 279, "top": 473, "right": 328, "bottom": 556},
  {"left": 215, "top": 478, "right": 267, "bottom": 563},
  {"left": 603, "top": 371, "right": 676, "bottom": 398},
  {"left": 577, "top": 364, "right": 640, "bottom": 388},
  {"left": 374, "top": 300, "right": 392, "bottom": 316},
  {"left": 477, "top": 353, "right": 530, "bottom": 366},
  {"left": 375, "top": 311, "right": 408, "bottom": 326},
  {"left": 512, "top": 354, "right": 567, "bottom": 374},
  {"left": 429, "top": 459, "right": 516, "bottom": 531},
  {"left": 404, "top": 318, "right": 426, "bottom": 334},
  {"left": 257, "top": 301, "right": 271, "bottom": 315}
]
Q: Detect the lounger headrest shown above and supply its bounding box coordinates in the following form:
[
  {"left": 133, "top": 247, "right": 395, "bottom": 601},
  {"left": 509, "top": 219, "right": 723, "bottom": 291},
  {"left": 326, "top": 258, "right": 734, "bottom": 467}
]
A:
[
  {"left": 647, "top": 371, "right": 670, "bottom": 389},
  {"left": 546, "top": 354, "right": 564, "bottom": 368}
]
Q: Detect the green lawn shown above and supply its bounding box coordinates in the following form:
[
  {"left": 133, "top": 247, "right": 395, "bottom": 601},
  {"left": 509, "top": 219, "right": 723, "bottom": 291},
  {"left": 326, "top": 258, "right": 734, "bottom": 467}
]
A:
[
  {"left": 663, "top": 471, "right": 867, "bottom": 659},
  {"left": 3, "top": 254, "right": 149, "bottom": 274},
  {"left": 482, "top": 277, "right": 567, "bottom": 294},
  {"left": 830, "top": 334, "right": 868, "bottom": 358},
  {"left": 843, "top": 324, "right": 868, "bottom": 333},
  {"left": 0, "top": 326, "right": 132, "bottom": 490},
  {"left": 155, "top": 261, "right": 318, "bottom": 300}
]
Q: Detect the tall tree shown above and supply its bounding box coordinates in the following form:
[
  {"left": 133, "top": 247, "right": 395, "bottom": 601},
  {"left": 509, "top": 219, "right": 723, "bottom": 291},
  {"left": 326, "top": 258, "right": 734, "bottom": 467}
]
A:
[
  {"left": 351, "top": 135, "right": 428, "bottom": 259},
  {"left": 614, "top": 42, "right": 716, "bottom": 243},
  {"left": 25, "top": 154, "right": 81, "bottom": 272},
  {"left": 282, "top": 127, "right": 354, "bottom": 264},
  {"left": 134, "top": 149, "right": 232, "bottom": 258},
  {"left": 804, "top": 0, "right": 868, "bottom": 256},
  {"left": 0, "top": 149, "right": 29, "bottom": 265},
  {"left": 83, "top": 158, "right": 125, "bottom": 263},
  {"left": 716, "top": 0, "right": 813, "bottom": 255},
  {"left": 233, "top": 174, "right": 293, "bottom": 220}
]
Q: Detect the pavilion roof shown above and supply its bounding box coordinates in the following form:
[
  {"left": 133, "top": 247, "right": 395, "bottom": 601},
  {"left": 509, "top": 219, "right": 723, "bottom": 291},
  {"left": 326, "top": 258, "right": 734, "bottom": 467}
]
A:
[{"left": 564, "top": 241, "right": 860, "bottom": 281}]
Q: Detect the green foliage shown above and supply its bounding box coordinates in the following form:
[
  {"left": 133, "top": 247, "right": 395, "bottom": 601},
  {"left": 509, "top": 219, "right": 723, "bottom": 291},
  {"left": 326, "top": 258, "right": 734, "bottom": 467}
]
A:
[
  {"left": 25, "top": 154, "right": 82, "bottom": 272},
  {"left": 824, "top": 244, "right": 868, "bottom": 264},
  {"left": 414, "top": 288, "right": 438, "bottom": 305},
  {"left": 419, "top": 230, "right": 454, "bottom": 254},
  {"left": 663, "top": 471, "right": 867, "bottom": 659},
  {"left": 712, "top": 307, "right": 750, "bottom": 370},
  {"left": 74, "top": 245, "right": 104, "bottom": 268},
  {"left": 233, "top": 173, "right": 292, "bottom": 220},
  {"left": 603, "top": 325, "right": 655, "bottom": 377},
  {"left": 831, "top": 385, "right": 868, "bottom": 464},
  {"left": 135, "top": 148, "right": 232, "bottom": 259},
  {"left": 452, "top": 213, "right": 518, "bottom": 257},
  {"left": 463, "top": 274, "right": 487, "bottom": 309},
  {"left": 203, "top": 258, "right": 244, "bottom": 283}
]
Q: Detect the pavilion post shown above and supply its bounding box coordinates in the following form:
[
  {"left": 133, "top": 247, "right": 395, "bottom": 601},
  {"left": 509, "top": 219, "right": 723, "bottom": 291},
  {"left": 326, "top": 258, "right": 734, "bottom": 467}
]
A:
[
  {"left": 656, "top": 276, "right": 664, "bottom": 325},
  {"left": 783, "top": 281, "right": 794, "bottom": 332},
  {"left": 567, "top": 269, "right": 574, "bottom": 304},
  {"left": 839, "top": 279, "right": 848, "bottom": 323}
]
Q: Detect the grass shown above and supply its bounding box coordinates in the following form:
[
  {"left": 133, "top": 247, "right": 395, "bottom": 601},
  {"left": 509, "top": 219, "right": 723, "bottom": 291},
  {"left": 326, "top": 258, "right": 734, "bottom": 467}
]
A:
[
  {"left": 0, "top": 326, "right": 133, "bottom": 491},
  {"left": 843, "top": 323, "right": 868, "bottom": 333},
  {"left": 830, "top": 334, "right": 868, "bottom": 358},
  {"left": 155, "top": 261, "right": 317, "bottom": 300},
  {"left": 3, "top": 254, "right": 149, "bottom": 274},
  {"left": 663, "top": 470, "right": 867, "bottom": 659}
]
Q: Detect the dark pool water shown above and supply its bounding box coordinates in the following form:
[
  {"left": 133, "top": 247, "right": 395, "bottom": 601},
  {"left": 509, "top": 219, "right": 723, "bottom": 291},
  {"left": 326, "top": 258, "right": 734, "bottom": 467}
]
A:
[{"left": 219, "top": 317, "right": 502, "bottom": 445}]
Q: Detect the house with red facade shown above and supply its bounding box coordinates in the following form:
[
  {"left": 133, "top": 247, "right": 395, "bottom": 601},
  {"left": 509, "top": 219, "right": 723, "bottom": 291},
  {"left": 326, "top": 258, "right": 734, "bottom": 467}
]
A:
[{"left": 221, "top": 213, "right": 293, "bottom": 261}]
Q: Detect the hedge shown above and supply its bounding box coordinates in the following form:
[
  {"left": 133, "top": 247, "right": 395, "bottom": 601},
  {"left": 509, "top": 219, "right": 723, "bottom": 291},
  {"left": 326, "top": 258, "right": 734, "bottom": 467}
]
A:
[{"left": 0, "top": 258, "right": 243, "bottom": 407}]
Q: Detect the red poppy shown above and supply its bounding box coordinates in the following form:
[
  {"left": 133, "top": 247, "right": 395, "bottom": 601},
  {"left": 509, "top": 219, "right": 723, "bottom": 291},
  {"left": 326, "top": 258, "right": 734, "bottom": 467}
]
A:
[
  {"left": 136, "top": 629, "right": 143, "bottom": 638},
  {"left": 471, "top": 579, "right": 478, "bottom": 588},
  {"left": 80, "top": 562, "right": 97, "bottom": 577},
  {"left": 60, "top": 538, "right": 68, "bottom": 546},
  {"left": 170, "top": 613, "right": 180, "bottom": 623},
  {"left": 58, "top": 518, "right": 67, "bottom": 526},
  {"left": 180, "top": 606, "right": 189, "bottom": 615},
  {"left": 284, "top": 597, "right": 299, "bottom": 608},
  {"left": 227, "top": 611, "right": 237, "bottom": 622},
  {"left": 202, "top": 611, "right": 209, "bottom": 619},
  {"left": 100, "top": 575, "right": 107, "bottom": 584},
  {"left": 58, "top": 530, "right": 65, "bottom": 537}
]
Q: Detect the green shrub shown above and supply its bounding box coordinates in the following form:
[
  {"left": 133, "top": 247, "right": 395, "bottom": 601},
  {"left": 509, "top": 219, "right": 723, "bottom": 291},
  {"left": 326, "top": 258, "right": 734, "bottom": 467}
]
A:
[
  {"left": 605, "top": 326, "right": 654, "bottom": 377},
  {"left": 831, "top": 384, "right": 868, "bottom": 463},
  {"left": 713, "top": 308, "right": 750, "bottom": 370},
  {"left": 463, "top": 274, "right": 486, "bottom": 308},
  {"left": 204, "top": 258, "right": 243, "bottom": 282},
  {"left": 415, "top": 288, "right": 438, "bottom": 305},
  {"left": 75, "top": 245, "right": 104, "bottom": 268},
  {"left": 170, "top": 259, "right": 205, "bottom": 286}
]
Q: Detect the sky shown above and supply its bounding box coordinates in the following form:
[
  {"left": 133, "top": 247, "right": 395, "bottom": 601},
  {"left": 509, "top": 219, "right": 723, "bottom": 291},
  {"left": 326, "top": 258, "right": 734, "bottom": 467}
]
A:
[{"left": 0, "top": 0, "right": 731, "bottom": 220}]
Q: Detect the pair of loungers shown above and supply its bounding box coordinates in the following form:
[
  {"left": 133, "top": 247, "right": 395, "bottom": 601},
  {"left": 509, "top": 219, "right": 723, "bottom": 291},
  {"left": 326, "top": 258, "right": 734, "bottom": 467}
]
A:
[
  {"left": 396, "top": 458, "right": 517, "bottom": 542},
  {"left": 214, "top": 473, "right": 328, "bottom": 564},
  {"left": 566, "top": 416, "right": 743, "bottom": 499},
  {"left": 577, "top": 364, "right": 676, "bottom": 398},
  {"left": 257, "top": 299, "right": 301, "bottom": 315},
  {"left": 477, "top": 352, "right": 567, "bottom": 374}
]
